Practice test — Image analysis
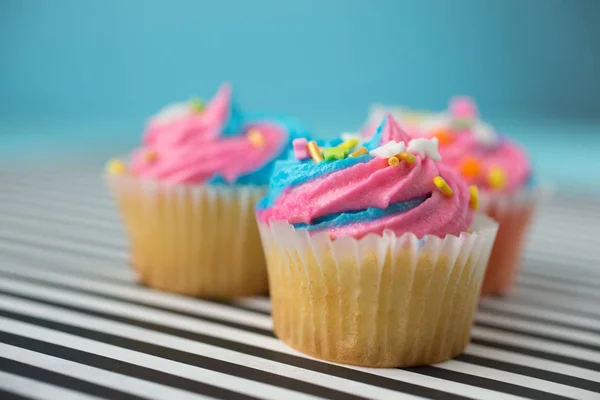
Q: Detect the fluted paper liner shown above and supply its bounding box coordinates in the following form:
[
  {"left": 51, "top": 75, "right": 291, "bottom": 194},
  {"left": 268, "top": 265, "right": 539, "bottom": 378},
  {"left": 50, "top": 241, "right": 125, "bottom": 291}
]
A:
[
  {"left": 478, "top": 187, "right": 543, "bottom": 296},
  {"left": 259, "top": 214, "right": 498, "bottom": 367},
  {"left": 107, "top": 174, "right": 267, "bottom": 298}
]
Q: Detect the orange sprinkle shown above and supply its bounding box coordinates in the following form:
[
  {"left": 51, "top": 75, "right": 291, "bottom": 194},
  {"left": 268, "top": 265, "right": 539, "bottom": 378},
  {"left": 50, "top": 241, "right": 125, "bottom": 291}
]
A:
[
  {"left": 397, "top": 151, "right": 416, "bottom": 165},
  {"left": 349, "top": 146, "right": 368, "bottom": 158},
  {"left": 144, "top": 150, "right": 158, "bottom": 163},
  {"left": 308, "top": 141, "right": 324, "bottom": 162},
  {"left": 388, "top": 156, "right": 399, "bottom": 167},
  {"left": 432, "top": 128, "right": 454, "bottom": 146},
  {"left": 459, "top": 156, "right": 481, "bottom": 179},
  {"left": 248, "top": 129, "right": 265, "bottom": 147}
]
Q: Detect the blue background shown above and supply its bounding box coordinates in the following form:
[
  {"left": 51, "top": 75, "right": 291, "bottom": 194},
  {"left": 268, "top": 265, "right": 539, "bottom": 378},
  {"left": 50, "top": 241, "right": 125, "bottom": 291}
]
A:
[{"left": 1, "top": 0, "right": 599, "bottom": 188}]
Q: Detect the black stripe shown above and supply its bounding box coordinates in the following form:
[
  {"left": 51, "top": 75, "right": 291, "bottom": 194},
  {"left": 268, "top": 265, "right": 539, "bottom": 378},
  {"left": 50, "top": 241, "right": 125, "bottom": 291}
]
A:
[
  {"left": 0, "top": 292, "right": 471, "bottom": 400},
  {"left": 470, "top": 338, "right": 600, "bottom": 371},
  {"left": 406, "top": 366, "right": 573, "bottom": 400},
  {"left": 0, "top": 357, "right": 147, "bottom": 400},
  {"left": 475, "top": 321, "right": 600, "bottom": 353},
  {"left": 455, "top": 354, "right": 600, "bottom": 392},
  {"left": 0, "top": 270, "right": 275, "bottom": 337},
  {"left": 478, "top": 305, "right": 600, "bottom": 336},
  {"left": 522, "top": 271, "right": 600, "bottom": 290},
  {"left": 0, "top": 235, "right": 122, "bottom": 262},
  {"left": 0, "top": 332, "right": 285, "bottom": 400},
  {"left": 0, "top": 389, "right": 32, "bottom": 400}
]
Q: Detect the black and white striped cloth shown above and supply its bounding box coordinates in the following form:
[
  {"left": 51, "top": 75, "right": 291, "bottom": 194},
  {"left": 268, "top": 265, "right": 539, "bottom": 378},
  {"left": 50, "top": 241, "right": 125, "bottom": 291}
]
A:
[{"left": 0, "top": 165, "right": 599, "bottom": 400}]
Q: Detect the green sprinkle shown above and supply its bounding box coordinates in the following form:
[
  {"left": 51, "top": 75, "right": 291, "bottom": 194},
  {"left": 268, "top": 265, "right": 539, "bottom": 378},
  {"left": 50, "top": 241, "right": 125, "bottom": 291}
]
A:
[
  {"left": 323, "top": 147, "right": 348, "bottom": 161},
  {"left": 190, "top": 97, "right": 204, "bottom": 113}
]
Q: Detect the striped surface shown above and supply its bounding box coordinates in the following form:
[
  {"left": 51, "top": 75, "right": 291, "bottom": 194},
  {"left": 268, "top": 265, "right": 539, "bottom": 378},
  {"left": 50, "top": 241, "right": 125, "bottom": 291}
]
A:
[{"left": 0, "top": 165, "right": 599, "bottom": 400}]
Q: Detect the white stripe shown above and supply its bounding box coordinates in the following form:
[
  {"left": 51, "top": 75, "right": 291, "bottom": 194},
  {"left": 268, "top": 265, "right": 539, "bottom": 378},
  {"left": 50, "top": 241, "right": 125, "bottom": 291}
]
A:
[
  {"left": 517, "top": 275, "right": 600, "bottom": 300},
  {"left": 0, "top": 344, "right": 216, "bottom": 400},
  {"left": 0, "top": 371, "right": 104, "bottom": 400},
  {"left": 471, "top": 326, "right": 600, "bottom": 364},
  {"left": 465, "top": 343, "right": 600, "bottom": 383},
  {"left": 474, "top": 313, "right": 600, "bottom": 348},
  {"left": 0, "top": 317, "right": 420, "bottom": 400},
  {"left": 0, "top": 287, "right": 530, "bottom": 400},
  {"left": 0, "top": 242, "right": 128, "bottom": 274},
  {"left": 480, "top": 297, "right": 600, "bottom": 332},
  {"left": 0, "top": 262, "right": 273, "bottom": 331},
  {"left": 436, "top": 360, "right": 599, "bottom": 400},
  {"left": 0, "top": 230, "right": 126, "bottom": 261},
  {"left": 521, "top": 267, "right": 600, "bottom": 288},
  {"left": 510, "top": 287, "right": 600, "bottom": 318},
  {"left": 0, "top": 218, "right": 125, "bottom": 249}
]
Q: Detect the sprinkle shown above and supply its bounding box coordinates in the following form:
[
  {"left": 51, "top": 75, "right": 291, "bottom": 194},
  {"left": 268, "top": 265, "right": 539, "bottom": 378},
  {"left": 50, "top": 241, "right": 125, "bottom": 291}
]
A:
[
  {"left": 338, "top": 138, "right": 359, "bottom": 151},
  {"left": 451, "top": 119, "right": 472, "bottom": 131},
  {"left": 292, "top": 138, "right": 310, "bottom": 160},
  {"left": 431, "top": 128, "right": 454, "bottom": 146},
  {"left": 340, "top": 132, "right": 363, "bottom": 146},
  {"left": 388, "top": 156, "right": 399, "bottom": 167},
  {"left": 106, "top": 159, "right": 126, "bottom": 175},
  {"left": 248, "top": 129, "right": 265, "bottom": 148},
  {"left": 449, "top": 96, "right": 477, "bottom": 119},
  {"left": 459, "top": 156, "right": 481, "bottom": 179},
  {"left": 349, "top": 146, "right": 368, "bottom": 158},
  {"left": 469, "top": 185, "right": 479, "bottom": 211},
  {"left": 488, "top": 166, "right": 507, "bottom": 190},
  {"left": 308, "top": 141, "right": 324, "bottom": 162},
  {"left": 407, "top": 137, "right": 441, "bottom": 162},
  {"left": 369, "top": 140, "right": 406, "bottom": 158},
  {"left": 397, "top": 151, "right": 416, "bottom": 164},
  {"left": 144, "top": 150, "right": 158, "bottom": 163},
  {"left": 190, "top": 97, "right": 204, "bottom": 113},
  {"left": 323, "top": 147, "right": 348, "bottom": 161},
  {"left": 433, "top": 176, "right": 453, "bottom": 197}
]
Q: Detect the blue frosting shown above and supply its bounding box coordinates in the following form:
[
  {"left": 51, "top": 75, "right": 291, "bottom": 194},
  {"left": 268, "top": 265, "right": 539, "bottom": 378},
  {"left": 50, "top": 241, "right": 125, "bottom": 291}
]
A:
[
  {"left": 292, "top": 195, "right": 430, "bottom": 232},
  {"left": 209, "top": 96, "right": 312, "bottom": 186},
  {"left": 256, "top": 153, "right": 373, "bottom": 209}
]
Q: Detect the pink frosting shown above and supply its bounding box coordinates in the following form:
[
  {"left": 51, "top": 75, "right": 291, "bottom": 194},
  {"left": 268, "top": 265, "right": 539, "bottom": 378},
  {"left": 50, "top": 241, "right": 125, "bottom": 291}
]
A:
[
  {"left": 363, "top": 99, "right": 532, "bottom": 195},
  {"left": 130, "top": 83, "right": 286, "bottom": 184},
  {"left": 258, "top": 116, "right": 474, "bottom": 239}
]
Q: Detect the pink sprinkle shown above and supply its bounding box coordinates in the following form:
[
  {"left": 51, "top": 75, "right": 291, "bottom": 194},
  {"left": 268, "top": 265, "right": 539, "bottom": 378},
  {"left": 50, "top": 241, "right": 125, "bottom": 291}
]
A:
[
  {"left": 293, "top": 138, "right": 310, "bottom": 160},
  {"left": 450, "top": 96, "right": 477, "bottom": 119}
]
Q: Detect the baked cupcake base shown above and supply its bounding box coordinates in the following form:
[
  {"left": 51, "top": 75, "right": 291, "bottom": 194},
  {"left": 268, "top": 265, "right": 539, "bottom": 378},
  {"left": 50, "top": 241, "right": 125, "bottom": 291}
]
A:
[
  {"left": 259, "top": 215, "right": 498, "bottom": 367},
  {"left": 108, "top": 175, "right": 268, "bottom": 298},
  {"left": 479, "top": 189, "right": 541, "bottom": 296}
]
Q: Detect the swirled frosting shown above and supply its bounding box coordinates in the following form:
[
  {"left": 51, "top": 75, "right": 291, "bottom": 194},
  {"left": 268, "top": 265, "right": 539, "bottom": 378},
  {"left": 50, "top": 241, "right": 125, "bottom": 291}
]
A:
[
  {"left": 364, "top": 98, "right": 532, "bottom": 195},
  {"left": 128, "top": 83, "right": 306, "bottom": 185},
  {"left": 257, "top": 115, "right": 474, "bottom": 239}
]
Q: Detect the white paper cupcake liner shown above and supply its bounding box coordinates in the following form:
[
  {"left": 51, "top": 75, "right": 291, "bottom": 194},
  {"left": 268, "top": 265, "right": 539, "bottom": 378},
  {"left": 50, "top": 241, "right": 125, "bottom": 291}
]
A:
[
  {"left": 258, "top": 214, "right": 498, "bottom": 367},
  {"left": 106, "top": 174, "right": 268, "bottom": 298}
]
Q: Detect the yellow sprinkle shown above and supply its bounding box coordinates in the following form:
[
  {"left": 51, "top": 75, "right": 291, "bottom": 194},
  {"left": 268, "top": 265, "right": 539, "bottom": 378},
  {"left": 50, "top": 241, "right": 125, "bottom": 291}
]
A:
[
  {"left": 349, "top": 146, "right": 368, "bottom": 158},
  {"left": 190, "top": 97, "right": 204, "bottom": 113},
  {"left": 338, "top": 138, "right": 359, "bottom": 151},
  {"left": 397, "top": 151, "right": 416, "bottom": 165},
  {"left": 308, "top": 141, "right": 324, "bottom": 162},
  {"left": 248, "top": 129, "right": 265, "bottom": 148},
  {"left": 487, "top": 166, "right": 507, "bottom": 190},
  {"left": 106, "top": 159, "right": 126, "bottom": 175},
  {"left": 144, "top": 150, "right": 158, "bottom": 163},
  {"left": 433, "top": 176, "right": 453, "bottom": 197},
  {"left": 469, "top": 185, "right": 479, "bottom": 211},
  {"left": 388, "top": 156, "right": 399, "bottom": 167}
]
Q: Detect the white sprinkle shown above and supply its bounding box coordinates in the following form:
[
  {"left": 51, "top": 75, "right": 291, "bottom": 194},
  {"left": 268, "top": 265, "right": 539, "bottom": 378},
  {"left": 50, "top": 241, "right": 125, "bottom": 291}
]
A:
[
  {"left": 369, "top": 140, "right": 406, "bottom": 158},
  {"left": 407, "top": 137, "right": 442, "bottom": 162}
]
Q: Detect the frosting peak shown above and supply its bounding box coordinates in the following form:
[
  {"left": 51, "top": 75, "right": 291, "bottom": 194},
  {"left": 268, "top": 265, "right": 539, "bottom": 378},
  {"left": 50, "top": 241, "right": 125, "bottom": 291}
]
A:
[
  {"left": 127, "top": 83, "right": 304, "bottom": 185},
  {"left": 258, "top": 116, "right": 475, "bottom": 239}
]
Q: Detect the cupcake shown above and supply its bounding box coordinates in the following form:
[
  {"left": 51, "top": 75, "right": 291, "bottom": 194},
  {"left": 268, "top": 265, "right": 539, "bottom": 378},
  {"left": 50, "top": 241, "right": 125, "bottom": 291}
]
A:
[
  {"left": 256, "top": 115, "right": 498, "bottom": 367},
  {"left": 367, "top": 98, "right": 537, "bottom": 296},
  {"left": 106, "top": 83, "right": 307, "bottom": 298}
]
